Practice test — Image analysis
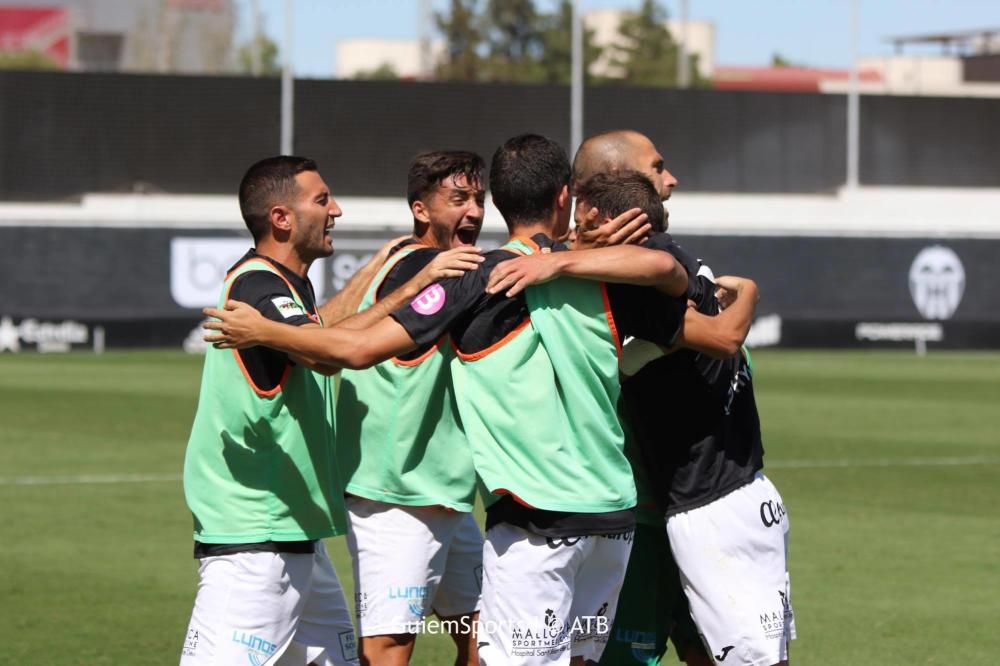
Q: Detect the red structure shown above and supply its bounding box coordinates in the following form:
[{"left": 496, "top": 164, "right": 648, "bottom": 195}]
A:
[
  {"left": 0, "top": 6, "right": 71, "bottom": 67},
  {"left": 713, "top": 66, "right": 882, "bottom": 93}
]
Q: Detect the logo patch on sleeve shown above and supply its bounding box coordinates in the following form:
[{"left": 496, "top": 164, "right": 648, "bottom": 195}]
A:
[
  {"left": 271, "top": 296, "right": 306, "bottom": 319},
  {"left": 410, "top": 284, "right": 446, "bottom": 315}
]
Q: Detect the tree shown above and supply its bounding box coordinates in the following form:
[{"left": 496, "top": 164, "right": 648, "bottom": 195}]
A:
[
  {"left": 771, "top": 52, "right": 796, "bottom": 68},
  {"left": 479, "top": 0, "right": 542, "bottom": 81},
  {"left": 608, "top": 0, "right": 702, "bottom": 87},
  {"left": 435, "top": 0, "right": 605, "bottom": 85},
  {"left": 237, "top": 34, "right": 281, "bottom": 75},
  {"left": 536, "top": 0, "right": 604, "bottom": 85},
  {"left": 435, "top": 0, "right": 485, "bottom": 82},
  {"left": 352, "top": 63, "right": 400, "bottom": 81},
  {"left": 0, "top": 51, "right": 60, "bottom": 70}
]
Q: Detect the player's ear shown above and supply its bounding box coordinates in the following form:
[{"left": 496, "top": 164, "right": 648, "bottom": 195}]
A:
[
  {"left": 556, "top": 184, "right": 570, "bottom": 211},
  {"left": 269, "top": 204, "right": 292, "bottom": 232},
  {"left": 411, "top": 199, "right": 431, "bottom": 225}
]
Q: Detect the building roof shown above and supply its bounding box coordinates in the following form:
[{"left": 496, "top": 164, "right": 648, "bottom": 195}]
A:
[
  {"left": 887, "top": 27, "right": 1000, "bottom": 53},
  {"left": 713, "top": 66, "right": 882, "bottom": 93}
]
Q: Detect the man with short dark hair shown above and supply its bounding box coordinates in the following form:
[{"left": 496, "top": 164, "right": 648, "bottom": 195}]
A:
[
  {"left": 575, "top": 132, "right": 795, "bottom": 666},
  {"left": 181, "top": 156, "right": 473, "bottom": 666},
  {"left": 573, "top": 171, "right": 667, "bottom": 234},
  {"left": 337, "top": 150, "right": 488, "bottom": 666}
]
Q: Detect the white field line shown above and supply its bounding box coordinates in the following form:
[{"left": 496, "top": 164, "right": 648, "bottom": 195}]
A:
[
  {"left": 768, "top": 456, "right": 1000, "bottom": 469},
  {"left": 1, "top": 457, "right": 998, "bottom": 486},
  {"left": 0, "top": 473, "right": 182, "bottom": 486}
]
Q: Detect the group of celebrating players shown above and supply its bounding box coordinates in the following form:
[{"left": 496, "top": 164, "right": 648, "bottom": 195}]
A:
[{"left": 181, "top": 130, "right": 795, "bottom": 666}]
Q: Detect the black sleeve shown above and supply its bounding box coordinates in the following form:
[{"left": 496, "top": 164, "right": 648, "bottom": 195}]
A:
[
  {"left": 689, "top": 275, "right": 720, "bottom": 315},
  {"left": 645, "top": 232, "right": 706, "bottom": 301},
  {"left": 376, "top": 248, "right": 440, "bottom": 300},
  {"left": 389, "top": 259, "right": 493, "bottom": 348},
  {"left": 377, "top": 248, "right": 442, "bottom": 361},
  {"left": 606, "top": 283, "right": 687, "bottom": 347},
  {"left": 229, "top": 271, "right": 317, "bottom": 327},
  {"left": 228, "top": 271, "right": 316, "bottom": 391}
]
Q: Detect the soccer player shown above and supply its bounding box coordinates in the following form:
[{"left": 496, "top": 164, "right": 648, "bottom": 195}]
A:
[
  {"left": 575, "top": 132, "right": 796, "bottom": 666},
  {"left": 181, "top": 156, "right": 476, "bottom": 666},
  {"left": 337, "top": 151, "right": 488, "bottom": 666},
  {"left": 203, "top": 134, "right": 691, "bottom": 665}
]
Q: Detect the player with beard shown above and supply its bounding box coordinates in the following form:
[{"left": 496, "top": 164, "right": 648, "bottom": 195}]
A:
[
  {"left": 203, "top": 134, "right": 692, "bottom": 665},
  {"left": 574, "top": 131, "right": 795, "bottom": 666},
  {"left": 336, "top": 151, "right": 488, "bottom": 666},
  {"left": 180, "top": 156, "right": 476, "bottom": 666}
]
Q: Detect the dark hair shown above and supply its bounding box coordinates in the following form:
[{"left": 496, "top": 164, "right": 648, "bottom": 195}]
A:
[
  {"left": 489, "top": 134, "right": 571, "bottom": 228},
  {"left": 574, "top": 170, "right": 666, "bottom": 233},
  {"left": 238, "top": 156, "right": 318, "bottom": 242},
  {"left": 407, "top": 151, "right": 485, "bottom": 205}
]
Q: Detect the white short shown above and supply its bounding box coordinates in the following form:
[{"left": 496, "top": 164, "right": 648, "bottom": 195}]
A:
[
  {"left": 345, "top": 497, "right": 483, "bottom": 637},
  {"left": 477, "top": 524, "right": 633, "bottom": 665},
  {"left": 179, "top": 542, "right": 358, "bottom": 666},
  {"left": 666, "top": 473, "right": 796, "bottom": 666}
]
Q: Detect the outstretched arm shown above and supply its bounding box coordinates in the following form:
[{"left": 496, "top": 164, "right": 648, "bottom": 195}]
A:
[
  {"left": 316, "top": 235, "right": 409, "bottom": 325},
  {"left": 204, "top": 247, "right": 483, "bottom": 369},
  {"left": 486, "top": 245, "right": 686, "bottom": 298},
  {"left": 205, "top": 303, "right": 417, "bottom": 370},
  {"left": 336, "top": 247, "right": 483, "bottom": 331}
]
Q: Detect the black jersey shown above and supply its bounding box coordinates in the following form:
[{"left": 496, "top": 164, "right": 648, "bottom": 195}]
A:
[
  {"left": 227, "top": 249, "right": 319, "bottom": 391},
  {"left": 621, "top": 232, "right": 764, "bottom": 517}
]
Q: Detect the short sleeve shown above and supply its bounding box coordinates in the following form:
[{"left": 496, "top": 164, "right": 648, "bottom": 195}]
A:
[
  {"left": 377, "top": 248, "right": 440, "bottom": 300},
  {"left": 391, "top": 250, "right": 515, "bottom": 346},
  {"left": 227, "top": 270, "right": 317, "bottom": 391},
  {"left": 390, "top": 259, "right": 493, "bottom": 348},
  {"left": 229, "top": 271, "right": 317, "bottom": 327}
]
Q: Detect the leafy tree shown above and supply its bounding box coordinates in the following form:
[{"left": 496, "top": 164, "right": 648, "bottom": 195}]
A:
[
  {"left": 352, "top": 62, "right": 400, "bottom": 81},
  {"left": 237, "top": 34, "right": 281, "bottom": 75},
  {"left": 436, "top": 0, "right": 605, "bottom": 85},
  {"left": 771, "top": 52, "right": 796, "bottom": 68},
  {"left": 435, "top": 0, "right": 485, "bottom": 81},
  {"left": 0, "top": 50, "right": 60, "bottom": 70},
  {"left": 479, "top": 0, "right": 542, "bottom": 81},
  {"left": 537, "top": 0, "right": 604, "bottom": 84},
  {"left": 608, "top": 0, "right": 702, "bottom": 87}
]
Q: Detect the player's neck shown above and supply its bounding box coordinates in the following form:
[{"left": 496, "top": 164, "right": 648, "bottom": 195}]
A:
[
  {"left": 506, "top": 221, "right": 554, "bottom": 242},
  {"left": 254, "top": 241, "right": 308, "bottom": 278}
]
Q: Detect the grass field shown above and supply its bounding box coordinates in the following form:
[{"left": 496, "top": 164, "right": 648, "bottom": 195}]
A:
[{"left": 1, "top": 350, "right": 998, "bottom": 665}]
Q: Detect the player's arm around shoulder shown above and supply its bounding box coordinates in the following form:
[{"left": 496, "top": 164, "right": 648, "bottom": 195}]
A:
[
  {"left": 204, "top": 248, "right": 484, "bottom": 370},
  {"left": 674, "top": 275, "right": 760, "bottom": 358},
  {"left": 204, "top": 299, "right": 417, "bottom": 371},
  {"left": 317, "top": 234, "right": 410, "bottom": 324},
  {"left": 486, "top": 244, "right": 685, "bottom": 297}
]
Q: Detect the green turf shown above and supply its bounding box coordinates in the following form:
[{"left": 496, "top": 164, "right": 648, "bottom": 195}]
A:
[{"left": 0, "top": 350, "right": 997, "bottom": 664}]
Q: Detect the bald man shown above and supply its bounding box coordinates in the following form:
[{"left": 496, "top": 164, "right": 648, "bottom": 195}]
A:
[{"left": 575, "top": 132, "right": 795, "bottom": 666}]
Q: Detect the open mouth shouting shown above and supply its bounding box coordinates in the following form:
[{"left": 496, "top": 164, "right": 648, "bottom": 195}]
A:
[{"left": 455, "top": 221, "right": 480, "bottom": 246}]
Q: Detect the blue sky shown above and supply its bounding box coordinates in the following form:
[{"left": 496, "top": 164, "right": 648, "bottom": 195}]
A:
[{"left": 239, "top": 0, "right": 1000, "bottom": 78}]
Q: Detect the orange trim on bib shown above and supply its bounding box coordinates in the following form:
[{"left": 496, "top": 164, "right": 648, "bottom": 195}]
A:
[
  {"left": 600, "top": 282, "right": 622, "bottom": 362},
  {"left": 505, "top": 235, "right": 542, "bottom": 255},
  {"left": 370, "top": 244, "right": 443, "bottom": 368},
  {"left": 391, "top": 337, "right": 443, "bottom": 367},
  {"left": 222, "top": 257, "right": 312, "bottom": 398},
  {"left": 493, "top": 488, "right": 538, "bottom": 509},
  {"left": 452, "top": 318, "right": 531, "bottom": 362}
]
